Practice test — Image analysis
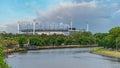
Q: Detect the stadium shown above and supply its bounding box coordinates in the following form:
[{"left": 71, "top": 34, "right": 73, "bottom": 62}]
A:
[{"left": 18, "top": 19, "right": 88, "bottom": 35}]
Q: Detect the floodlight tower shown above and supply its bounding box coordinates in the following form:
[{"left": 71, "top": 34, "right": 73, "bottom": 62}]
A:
[
  {"left": 70, "top": 19, "right": 72, "bottom": 30},
  {"left": 18, "top": 21, "right": 20, "bottom": 34},
  {"left": 33, "top": 19, "right": 36, "bottom": 35},
  {"left": 86, "top": 23, "right": 89, "bottom": 32}
]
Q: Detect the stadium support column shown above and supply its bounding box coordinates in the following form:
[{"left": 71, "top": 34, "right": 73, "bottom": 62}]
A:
[
  {"left": 18, "top": 21, "right": 20, "bottom": 34},
  {"left": 70, "top": 20, "right": 72, "bottom": 30},
  {"left": 33, "top": 19, "right": 36, "bottom": 35},
  {"left": 33, "top": 23, "right": 35, "bottom": 35},
  {"left": 86, "top": 23, "right": 89, "bottom": 32},
  {"left": 67, "top": 23, "right": 69, "bottom": 35}
]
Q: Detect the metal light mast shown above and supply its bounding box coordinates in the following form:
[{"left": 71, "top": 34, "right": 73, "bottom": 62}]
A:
[
  {"left": 33, "top": 19, "right": 36, "bottom": 35},
  {"left": 18, "top": 21, "right": 20, "bottom": 34},
  {"left": 86, "top": 23, "right": 89, "bottom": 32},
  {"left": 70, "top": 20, "right": 72, "bottom": 30}
]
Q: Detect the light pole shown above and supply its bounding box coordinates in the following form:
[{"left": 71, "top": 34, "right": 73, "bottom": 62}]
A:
[
  {"left": 116, "top": 39, "right": 118, "bottom": 52},
  {"left": 33, "top": 19, "right": 36, "bottom": 35},
  {"left": 86, "top": 23, "right": 89, "bottom": 32},
  {"left": 18, "top": 21, "right": 20, "bottom": 34},
  {"left": 70, "top": 19, "right": 72, "bottom": 31}
]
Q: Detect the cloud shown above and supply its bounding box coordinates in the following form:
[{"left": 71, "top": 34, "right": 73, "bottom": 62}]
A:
[
  {"left": 0, "top": 16, "right": 35, "bottom": 33},
  {"left": 36, "top": 2, "right": 117, "bottom": 33},
  {"left": 1, "top": 0, "right": 120, "bottom": 33}
]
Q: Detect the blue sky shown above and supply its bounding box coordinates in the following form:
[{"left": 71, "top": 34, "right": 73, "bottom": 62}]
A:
[
  {"left": 1, "top": 0, "right": 120, "bottom": 33},
  {"left": 0, "top": 0, "right": 71, "bottom": 24},
  {"left": 0, "top": 0, "right": 72, "bottom": 23}
]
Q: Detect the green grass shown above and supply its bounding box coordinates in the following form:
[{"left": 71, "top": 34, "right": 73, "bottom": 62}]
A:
[
  {"left": 91, "top": 48, "right": 120, "bottom": 58},
  {"left": 4, "top": 48, "right": 26, "bottom": 53}
]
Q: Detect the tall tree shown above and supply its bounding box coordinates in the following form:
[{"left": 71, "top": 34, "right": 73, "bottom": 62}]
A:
[{"left": 17, "top": 36, "right": 28, "bottom": 48}]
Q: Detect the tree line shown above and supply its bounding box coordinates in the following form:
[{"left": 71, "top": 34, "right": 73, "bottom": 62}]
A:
[
  {"left": 98, "top": 27, "right": 120, "bottom": 49},
  {"left": 0, "top": 31, "right": 96, "bottom": 48}
]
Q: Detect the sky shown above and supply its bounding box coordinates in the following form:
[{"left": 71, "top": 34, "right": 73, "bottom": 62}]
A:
[{"left": 0, "top": 0, "right": 120, "bottom": 33}]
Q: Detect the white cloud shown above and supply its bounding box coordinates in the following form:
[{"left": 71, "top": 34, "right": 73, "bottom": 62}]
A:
[
  {"left": 36, "top": 2, "right": 115, "bottom": 33},
  {"left": 1, "top": 0, "right": 120, "bottom": 33}
]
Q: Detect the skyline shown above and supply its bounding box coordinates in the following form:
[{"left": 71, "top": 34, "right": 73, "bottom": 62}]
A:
[{"left": 0, "top": 0, "right": 120, "bottom": 33}]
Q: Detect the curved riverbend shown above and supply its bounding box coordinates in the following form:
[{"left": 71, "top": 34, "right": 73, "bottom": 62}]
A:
[{"left": 6, "top": 48, "right": 120, "bottom": 68}]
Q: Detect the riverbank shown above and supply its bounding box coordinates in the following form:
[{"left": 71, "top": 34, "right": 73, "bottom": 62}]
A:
[
  {"left": 4, "top": 48, "right": 27, "bottom": 55},
  {"left": 5, "top": 45, "right": 97, "bottom": 53},
  {"left": 90, "top": 48, "right": 120, "bottom": 58},
  {"left": 36, "top": 45, "right": 97, "bottom": 50}
]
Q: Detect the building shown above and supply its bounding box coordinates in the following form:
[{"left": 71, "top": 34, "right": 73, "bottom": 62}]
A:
[{"left": 17, "top": 19, "right": 89, "bottom": 35}]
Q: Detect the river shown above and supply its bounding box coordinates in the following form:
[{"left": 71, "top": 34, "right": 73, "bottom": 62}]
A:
[{"left": 6, "top": 48, "right": 120, "bottom": 68}]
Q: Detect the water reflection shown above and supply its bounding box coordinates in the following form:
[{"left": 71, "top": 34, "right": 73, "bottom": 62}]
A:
[{"left": 6, "top": 48, "right": 120, "bottom": 68}]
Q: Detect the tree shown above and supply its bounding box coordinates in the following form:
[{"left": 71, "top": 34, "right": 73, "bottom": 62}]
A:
[
  {"left": 99, "top": 35, "right": 115, "bottom": 48},
  {"left": 94, "top": 33, "right": 108, "bottom": 45},
  {"left": 70, "top": 31, "right": 95, "bottom": 45},
  {"left": 109, "top": 27, "right": 120, "bottom": 38},
  {"left": 116, "top": 36, "right": 120, "bottom": 48},
  {"left": 55, "top": 36, "right": 65, "bottom": 45},
  {"left": 65, "top": 36, "right": 74, "bottom": 45},
  {"left": 97, "top": 27, "right": 120, "bottom": 49},
  {"left": 29, "top": 37, "right": 44, "bottom": 46},
  {"left": 0, "top": 44, "right": 11, "bottom": 68},
  {"left": 2, "top": 40, "right": 18, "bottom": 49},
  {"left": 17, "top": 36, "right": 28, "bottom": 48}
]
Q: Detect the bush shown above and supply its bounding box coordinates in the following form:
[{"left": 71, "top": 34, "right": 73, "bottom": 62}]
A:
[
  {"left": 17, "top": 36, "right": 28, "bottom": 48},
  {"left": 0, "top": 44, "right": 11, "bottom": 68}
]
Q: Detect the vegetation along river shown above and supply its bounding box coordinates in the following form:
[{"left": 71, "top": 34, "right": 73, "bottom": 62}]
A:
[{"left": 6, "top": 48, "right": 120, "bottom": 68}]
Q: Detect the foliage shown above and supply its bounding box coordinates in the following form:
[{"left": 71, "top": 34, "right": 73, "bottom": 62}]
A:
[
  {"left": 98, "top": 27, "right": 120, "bottom": 49},
  {"left": 94, "top": 33, "right": 108, "bottom": 45},
  {"left": 67, "top": 32, "right": 95, "bottom": 45},
  {"left": 0, "top": 31, "right": 97, "bottom": 47},
  {"left": 1, "top": 40, "right": 17, "bottom": 48},
  {"left": 29, "top": 37, "right": 44, "bottom": 46},
  {"left": 0, "top": 44, "right": 11, "bottom": 68},
  {"left": 17, "top": 36, "right": 28, "bottom": 48},
  {"left": 109, "top": 27, "right": 120, "bottom": 38}
]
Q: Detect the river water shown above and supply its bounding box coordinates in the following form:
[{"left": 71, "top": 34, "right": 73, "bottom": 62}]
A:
[{"left": 6, "top": 48, "right": 120, "bottom": 68}]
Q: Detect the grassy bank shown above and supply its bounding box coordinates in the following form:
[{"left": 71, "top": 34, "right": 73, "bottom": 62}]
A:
[
  {"left": 90, "top": 48, "right": 120, "bottom": 58},
  {"left": 36, "top": 45, "right": 97, "bottom": 50},
  {"left": 4, "top": 48, "right": 27, "bottom": 54},
  {"left": 5, "top": 45, "right": 97, "bottom": 53}
]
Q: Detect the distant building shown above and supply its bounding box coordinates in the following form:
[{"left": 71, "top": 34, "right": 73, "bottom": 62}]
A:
[
  {"left": 17, "top": 19, "right": 89, "bottom": 35},
  {"left": 36, "top": 32, "right": 66, "bottom": 35}
]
